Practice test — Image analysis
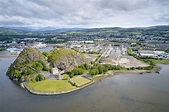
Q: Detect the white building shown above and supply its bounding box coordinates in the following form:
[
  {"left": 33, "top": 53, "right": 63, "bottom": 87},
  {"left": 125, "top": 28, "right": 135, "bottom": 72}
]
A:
[
  {"left": 30, "top": 42, "right": 47, "bottom": 48},
  {"left": 138, "top": 50, "right": 156, "bottom": 57},
  {"left": 154, "top": 51, "right": 165, "bottom": 55},
  {"left": 51, "top": 67, "right": 62, "bottom": 80},
  {"left": 51, "top": 67, "right": 59, "bottom": 75},
  {"left": 6, "top": 48, "right": 23, "bottom": 55}
]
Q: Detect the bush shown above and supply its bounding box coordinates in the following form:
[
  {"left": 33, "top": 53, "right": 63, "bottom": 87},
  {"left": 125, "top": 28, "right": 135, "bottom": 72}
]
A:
[
  {"left": 70, "top": 73, "right": 74, "bottom": 78},
  {"left": 31, "top": 78, "right": 36, "bottom": 83},
  {"left": 89, "top": 69, "right": 99, "bottom": 76},
  {"left": 78, "top": 63, "right": 90, "bottom": 70},
  {"left": 32, "top": 61, "right": 50, "bottom": 71},
  {"left": 39, "top": 61, "right": 50, "bottom": 71},
  {"left": 62, "top": 74, "right": 70, "bottom": 80},
  {"left": 42, "top": 52, "right": 49, "bottom": 57},
  {"left": 71, "top": 68, "right": 84, "bottom": 76},
  {"left": 35, "top": 74, "right": 45, "bottom": 82},
  {"left": 32, "top": 62, "right": 43, "bottom": 71},
  {"left": 9, "top": 69, "right": 22, "bottom": 79},
  {"left": 21, "top": 68, "right": 34, "bottom": 76}
]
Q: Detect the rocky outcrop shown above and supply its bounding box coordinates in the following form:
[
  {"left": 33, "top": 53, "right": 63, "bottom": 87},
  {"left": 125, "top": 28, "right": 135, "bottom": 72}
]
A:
[
  {"left": 48, "top": 48, "right": 88, "bottom": 71},
  {"left": 14, "top": 47, "right": 45, "bottom": 64},
  {"left": 7, "top": 47, "right": 46, "bottom": 81}
]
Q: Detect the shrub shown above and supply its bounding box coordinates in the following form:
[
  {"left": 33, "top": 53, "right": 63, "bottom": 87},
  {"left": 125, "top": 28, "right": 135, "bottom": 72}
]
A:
[
  {"left": 22, "top": 68, "right": 34, "bottom": 76},
  {"left": 62, "top": 74, "right": 70, "bottom": 80},
  {"left": 89, "top": 69, "right": 99, "bottom": 76},
  {"left": 35, "top": 74, "right": 45, "bottom": 82}
]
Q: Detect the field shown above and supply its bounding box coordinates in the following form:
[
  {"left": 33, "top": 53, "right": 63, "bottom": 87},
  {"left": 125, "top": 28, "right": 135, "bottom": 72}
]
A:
[
  {"left": 27, "top": 80, "right": 75, "bottom": 92},
  {"left": 101, "top": 56, "right": 149, "bottom": 68},
  {"left": 93, "top": 74, "right": 104, "bottom": 78},
  {"left": 71, "top": 76, "right": 91, "bottom": 87},
  {"left": 149, "top": 59, "right": 169, "bottom": 64}
]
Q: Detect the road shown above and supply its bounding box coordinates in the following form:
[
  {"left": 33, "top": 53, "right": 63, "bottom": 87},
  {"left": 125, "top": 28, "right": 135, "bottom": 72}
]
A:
[{"left": 96, "top": 45, "right": 112, "bottom": 63}]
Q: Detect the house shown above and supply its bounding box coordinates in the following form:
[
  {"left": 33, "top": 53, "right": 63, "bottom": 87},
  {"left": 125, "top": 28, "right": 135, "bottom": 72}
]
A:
[
  {"left": 29, "top": 42, "right": 47, "bottom": 48},
  {"left": 6, "top": 48, "right": 23, "bottom": 55},
  {"left": 51, "top": 67, "right": 62, "bottom": 80}
]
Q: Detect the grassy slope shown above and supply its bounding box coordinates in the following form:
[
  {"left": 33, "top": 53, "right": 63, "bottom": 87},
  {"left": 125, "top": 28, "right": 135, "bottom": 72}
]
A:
[
  {"left": 72, "top": 76, "right": 91, "bottom": 86},
  {"left": 149, "top": 59, "right": 169, "bottom": 64},
  {"left": 48, "top": 48, "right": 87, "bottom": 71},
  {"left": 27, "top": 80, "right": 75, "bottom": 92}
]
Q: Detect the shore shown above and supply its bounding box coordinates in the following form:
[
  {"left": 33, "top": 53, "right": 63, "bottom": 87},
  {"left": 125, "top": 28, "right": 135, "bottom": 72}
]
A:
[
  {"left": 93, "top": 65, "right": 162, "bottom": 85},
  {"left": 22, "top": 66, "right": 161, "bottom": 96},
  {"left": 22, "top": 81, "right": 95, "bottom": 96}
]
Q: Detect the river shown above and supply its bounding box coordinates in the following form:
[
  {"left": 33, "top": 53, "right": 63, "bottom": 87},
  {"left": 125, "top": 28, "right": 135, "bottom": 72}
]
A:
[{"left": 0, "top": 57, "right": 169, "bottom": 112}]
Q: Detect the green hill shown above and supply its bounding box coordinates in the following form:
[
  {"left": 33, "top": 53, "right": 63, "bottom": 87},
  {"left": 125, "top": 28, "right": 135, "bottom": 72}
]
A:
[
  {"left": 7, "top": 48, "right": 88, "bottom": 82},
  {"left": 47, "top": 48, "right": 88, "bottom": 71},
  {"left": 7, "top": 47, "right": 48, "bottom": 82}
]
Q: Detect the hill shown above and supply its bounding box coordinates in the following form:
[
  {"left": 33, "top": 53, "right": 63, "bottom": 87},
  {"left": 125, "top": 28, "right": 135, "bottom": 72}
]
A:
[
  {"left": 7, "top": 48, "right": 88, "bottom": 82},
  {"left": 0, "top": 27, "right": 25, "bottom": 35},
  {"left": 47, "top": 48, "right": 88, "bottom": 71},
  {"left": 7, "top": 47, "right": 48, "bottom": 82}
]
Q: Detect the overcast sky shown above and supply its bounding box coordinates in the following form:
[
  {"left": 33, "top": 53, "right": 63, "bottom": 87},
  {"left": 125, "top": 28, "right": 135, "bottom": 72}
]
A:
[{"left": 0, "top": 0, "right": 169, "bottom": 28}]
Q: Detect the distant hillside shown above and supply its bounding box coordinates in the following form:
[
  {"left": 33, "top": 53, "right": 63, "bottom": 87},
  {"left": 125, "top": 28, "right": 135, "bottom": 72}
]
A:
[
  {"left": 0, "top": 27, "right": 24, "bottom": 35},
  {"left": 0, "top": 27, "right": 86, "bottom": 35},
  {"left": 1, "top": 25, "right": 169, "bottom": 37},
  {"left": 47, "top": 48, "right": 88, "bottom": 71}
]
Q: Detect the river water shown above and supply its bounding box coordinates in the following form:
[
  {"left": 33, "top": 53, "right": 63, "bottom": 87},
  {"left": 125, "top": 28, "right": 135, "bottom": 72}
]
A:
[{"left": 0, "top": 57, "right": 169, "bottom": 112}]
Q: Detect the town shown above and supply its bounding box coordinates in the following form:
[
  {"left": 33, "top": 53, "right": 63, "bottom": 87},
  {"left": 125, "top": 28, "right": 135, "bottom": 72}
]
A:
[
  {"left": 1, "top": 0, "right": 169, "bottom": 111},
  {"left": 1, "top": 26, "right": 169, "bottom": 95},
  {"left": 0, "top": 26, "right": 169, "bottom": 59}
]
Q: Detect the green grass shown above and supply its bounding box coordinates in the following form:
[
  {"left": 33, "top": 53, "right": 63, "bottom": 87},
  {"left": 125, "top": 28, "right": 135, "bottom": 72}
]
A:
[
  {"left": 67, "top": 31, "right": 83, "bottom": 35},
  {"left": 93, "top": 74, "right": 104, "bottom": 78},
  {"left": 27, "top": 80, "right": 75, "bottom": 92},
  {"left": 0, "top": 47, "right": 6, "bottom": 51},
  {"left": 132, "top": 32, "right": 141, "bottom": 35},
  {"left": 62, "top": 74, "right": 70, "bottom": 80},
  {"left": 149, "top": 59, "right": 169, "bottom": 64},
  {"left": 107, "top": 70, "right": 113, "bottom": 74},
  {"left": 48, "top": 48, "right": 77, "bottom": 61},
  {"left": 71, "top": 76, "right": 91, "bottom": 87}
]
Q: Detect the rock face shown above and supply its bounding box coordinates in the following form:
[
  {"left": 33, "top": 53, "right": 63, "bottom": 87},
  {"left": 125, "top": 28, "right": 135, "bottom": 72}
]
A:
[
  {"left": 16, "top": 47, "right": 45, "bottom": 64},
  {"left": 7, "top": 47, "right": 46, "bottom": 81},
  {"left": 48, "top": 48, "right": 88, "bottom": 71},
  {"left": 7, "top": 47, "right": 88, "bottom": 82}
]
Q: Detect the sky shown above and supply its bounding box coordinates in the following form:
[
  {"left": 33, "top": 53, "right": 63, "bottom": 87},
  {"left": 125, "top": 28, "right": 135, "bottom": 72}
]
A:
[{"left": 0, "top": 0, "right": 169, "bottom": 28}]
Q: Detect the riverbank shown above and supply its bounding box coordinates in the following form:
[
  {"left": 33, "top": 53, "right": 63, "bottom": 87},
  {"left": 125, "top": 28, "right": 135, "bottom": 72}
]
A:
[
  {"left": 93, "top": 65, "right": 162, "bottom": 83},
  {"left": 18, "top": 63, "right": 161, "bottom": 95},
  {"left": 22, "top": 66, "right": 161, "bottom": 96},
  {"left": 1, "top": 58, "right": 169, "bottom": 112},
  {"left": 148, "top": 59, "right": 169, "bottom": 64},
  {"left": 23, "top": 80, "right": 95, "bottom": 95}
]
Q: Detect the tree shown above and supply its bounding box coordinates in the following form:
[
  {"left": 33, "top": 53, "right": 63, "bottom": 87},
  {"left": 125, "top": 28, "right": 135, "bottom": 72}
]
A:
[
  {"left": 70, "top": 73, "right": 74, "bottom": 78},
  {"left": 71, "top": 68, "right": 84, "bottom": 76},
  {"left": 38, "top": 60, "right": 50, "bottom": 71},
  {"left": 89, "top": 69, "right": 98, "bottom": 76},
  {"left": 11, "top": 70, "right": 21, "bottom": 79},
  {"left": 42, "top": 52, "right": 49, "bottom": 57},
  {"left": 98, "top": 65, "right": 104, "bottom": 74},
  {"left": 32, "top": 62, "right": 43, "bottom": 71},
  {"left": 35, "top": 74, "right": 45, "bottom": 81},
  {"left": 84, "top": 63, "right": 90, "bottom": 70},
  {"left": 22, "top": 68, "right": 34, "bottom": 76},
  {"left": 78, "top": 64, "right": 85, "bottom": 69}
]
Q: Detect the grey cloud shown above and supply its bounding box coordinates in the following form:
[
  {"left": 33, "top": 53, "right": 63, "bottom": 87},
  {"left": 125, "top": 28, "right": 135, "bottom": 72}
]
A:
[{"left": 0, "top": 0, "right": 169, "bottom": 28}]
